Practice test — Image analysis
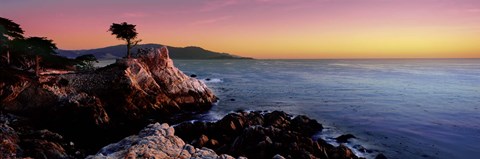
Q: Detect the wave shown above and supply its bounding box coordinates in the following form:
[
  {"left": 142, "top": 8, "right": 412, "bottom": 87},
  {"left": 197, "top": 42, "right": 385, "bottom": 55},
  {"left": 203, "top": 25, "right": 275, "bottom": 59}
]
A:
[{"left": 201, "top": 78, "right": 223, "bottom": 83}]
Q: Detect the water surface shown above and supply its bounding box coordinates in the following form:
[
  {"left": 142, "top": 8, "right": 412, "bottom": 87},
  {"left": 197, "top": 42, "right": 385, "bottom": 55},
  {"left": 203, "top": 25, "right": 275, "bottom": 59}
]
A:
[{"left": 173, "top": 59, "right": 480, "bottom": 159}]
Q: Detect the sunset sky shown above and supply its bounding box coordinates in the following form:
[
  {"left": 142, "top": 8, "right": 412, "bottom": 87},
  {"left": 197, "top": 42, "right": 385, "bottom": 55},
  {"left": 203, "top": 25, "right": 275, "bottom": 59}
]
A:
[{"left": 1, "top": 0, "right": 480, "bottom": 59}]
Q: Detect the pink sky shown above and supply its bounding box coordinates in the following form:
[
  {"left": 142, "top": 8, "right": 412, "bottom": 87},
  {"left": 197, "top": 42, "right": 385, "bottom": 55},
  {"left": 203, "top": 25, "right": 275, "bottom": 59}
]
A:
[{"left": 1, "top": 0, "right": 480, "bottom": 58}]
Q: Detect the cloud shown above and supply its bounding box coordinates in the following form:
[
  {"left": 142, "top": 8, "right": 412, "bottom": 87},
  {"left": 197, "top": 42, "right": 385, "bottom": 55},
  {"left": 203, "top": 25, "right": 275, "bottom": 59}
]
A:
[{"left": 191, "top": 16, "right": 233, "bottom": 25}]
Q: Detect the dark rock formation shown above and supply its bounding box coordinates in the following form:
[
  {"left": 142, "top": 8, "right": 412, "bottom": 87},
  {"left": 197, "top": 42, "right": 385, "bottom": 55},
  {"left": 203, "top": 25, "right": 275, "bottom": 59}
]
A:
[
  {"left": 375, "top": 153, "right": 388, "bottom": 159},
  {"left": 0, "top": 123, "right": 19, "bottom": 159},
  {"left": 175, "top": 111, "right": 363, "bottom": 159},
  {"left": 0, "top": 113, "right": 81, "bottom": 159},
  {"left": 0, "top": 46, "right": 217, "bottom": 156},
  {"left": 87, "top": 123, "right": 241, "bottom": 159},
  {"left": 336, "top": 134, "right": 357, "bottom": 143}
]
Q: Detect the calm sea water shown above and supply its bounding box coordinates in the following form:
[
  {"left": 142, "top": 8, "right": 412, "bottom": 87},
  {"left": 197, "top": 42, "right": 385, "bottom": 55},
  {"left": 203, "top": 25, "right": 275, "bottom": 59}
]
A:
[{"left": 171, "top": 59, "right": 480, "bottom": 159}]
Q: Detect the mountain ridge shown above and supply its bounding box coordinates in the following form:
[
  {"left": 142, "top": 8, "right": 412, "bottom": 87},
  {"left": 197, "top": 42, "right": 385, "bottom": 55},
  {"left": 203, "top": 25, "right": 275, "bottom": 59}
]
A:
[{"left": 57, "top": 43, "right": 253, "bottom": 60}]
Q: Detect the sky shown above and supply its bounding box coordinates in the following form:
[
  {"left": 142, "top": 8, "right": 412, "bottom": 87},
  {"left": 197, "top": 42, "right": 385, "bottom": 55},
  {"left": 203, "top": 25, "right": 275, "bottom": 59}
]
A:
[{"left": 1, "top": 0, "right": 480, "bottom": 59}]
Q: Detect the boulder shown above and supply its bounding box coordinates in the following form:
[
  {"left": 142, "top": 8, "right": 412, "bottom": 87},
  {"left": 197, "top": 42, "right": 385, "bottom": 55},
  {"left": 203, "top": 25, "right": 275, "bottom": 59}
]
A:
[
  {"left": 175, "top": 111, "right": 364, "bottom": 159},
  {"left": 0, "top": 123, "right": 20, "bottom": 159},
  {"left": 336, "top": 134, "right": 357, "bottom": 143},
  {"left": 87, "top": 123, "right": 239, "bottom": 159},
  {"left": 375, "top": 153, "right": 388, "bottom": 159},
  {"left": 0, "top": 114, "right": 80, "bottom": 159},
  {"left": 19, "top": 129, "right": 71, "bottom": 159},
  {"left": 291, "top": 115, "right": 323, "bottom": 136}
]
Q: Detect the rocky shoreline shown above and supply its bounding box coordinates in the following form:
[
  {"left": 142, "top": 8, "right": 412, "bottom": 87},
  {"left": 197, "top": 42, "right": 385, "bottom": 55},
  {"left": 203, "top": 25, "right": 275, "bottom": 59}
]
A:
[
  {"left": 175, "top": 111, "right": 361, "bottom": 159},
  {"left": 1, "top": 47, "right": 383, "bottom": 159}
]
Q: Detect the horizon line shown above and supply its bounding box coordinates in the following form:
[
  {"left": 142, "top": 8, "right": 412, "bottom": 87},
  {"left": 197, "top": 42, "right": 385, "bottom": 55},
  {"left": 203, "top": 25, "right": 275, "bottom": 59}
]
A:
[{"left": 57, "top": 43, "right": 480, "bottom": 60}]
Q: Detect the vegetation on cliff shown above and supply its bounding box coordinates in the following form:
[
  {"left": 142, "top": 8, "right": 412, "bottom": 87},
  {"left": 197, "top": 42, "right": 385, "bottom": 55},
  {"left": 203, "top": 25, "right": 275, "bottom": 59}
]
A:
[
  {"left": 0, "top": 17, "right": 98, "bottom": 75},
  {"left": 108, "top": 22, "right": 142, "bottom": 58},
  {"left": 0, "top": 16, "right": 374, "bottom": 159}
]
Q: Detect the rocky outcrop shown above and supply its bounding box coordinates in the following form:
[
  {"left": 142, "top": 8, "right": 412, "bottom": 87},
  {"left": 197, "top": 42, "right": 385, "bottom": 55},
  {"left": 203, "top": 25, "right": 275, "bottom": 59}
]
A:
[
  {"left": 0, "top": 123, "right": 19, "bottom": 159},
  {"left": 87, "top": 123, "right": 241, "bottom": 159},
  {"left": 0, "top": 46, "right": 217, "bottom": 155},
  {"left": 0, "top": 46, "right": 375, "bottom": 159},
  {"left": 0, "top": 113, "right": 81, "bottom": 159},
  {"left": 336, "top": 134, "right": 356, "bottom": 143},
  {"left": 175, "top": 111, "right": 364, "bottom": 159},
  {"left": 1, "top": 46, "right": 216, "bottom": 124}
]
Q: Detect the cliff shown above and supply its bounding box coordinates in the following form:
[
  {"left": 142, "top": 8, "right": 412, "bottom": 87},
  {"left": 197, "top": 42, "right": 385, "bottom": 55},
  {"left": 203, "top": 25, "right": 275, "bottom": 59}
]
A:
[
  {"left": 0, "top": 46, "right": 217, "bottom": 157},
  {"left": 0, "top": 46, "right": 372, "bottom": 159},
  {"left": 1, "top": 46, "right": 216, "bottom": 123}
]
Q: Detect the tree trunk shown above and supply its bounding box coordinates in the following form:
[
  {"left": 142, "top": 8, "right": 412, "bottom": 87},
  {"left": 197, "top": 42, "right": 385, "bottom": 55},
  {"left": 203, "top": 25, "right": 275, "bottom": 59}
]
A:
[
  {"left": 6, "top": 50, "right": 10, "bottom": 65},
  {"left": 35, "top": 55, "right": 40, "bottom": 76},
  {"left": 126, "top": 39, "right": 131, "bottom": 58}
]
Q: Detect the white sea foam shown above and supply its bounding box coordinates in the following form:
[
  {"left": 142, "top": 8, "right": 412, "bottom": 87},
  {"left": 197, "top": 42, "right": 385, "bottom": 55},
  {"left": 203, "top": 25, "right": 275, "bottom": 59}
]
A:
[
  {"left": 313, "top": 126, "right": 374, "bottom": 159},
  {"left": 173, "top": 59, "right": 480, "bottom": 159},
  {"left": 201, "top": 78, "right": 223, "bottom": 83}
]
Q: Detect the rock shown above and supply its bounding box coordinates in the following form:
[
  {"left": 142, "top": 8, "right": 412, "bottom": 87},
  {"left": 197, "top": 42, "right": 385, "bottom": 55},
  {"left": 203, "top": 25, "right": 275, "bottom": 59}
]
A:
[
  {"left": 0, "top": 46, "right": 217, "bottom": 154},
  {"left": 0, "top": 124, "right": 20, "bottom": 159},
  {"left": 192, "top": 134, "right": 210, "bottom": 147},
  {"left": 330, "top": 144, "right": 356, "bottom": 159},
  {"left": 208, "top": 138, "right": 220, "bottom": 148},
  {"left": 87, "top": 123, "right": 238, "bottom": 159},
  {"left": 272, "top": 154, "right": 286, "bottom": 159},
  {"left": 206, "top": 78, "right": 211, "bottom": 81},
  {"left": 0, "top": 114, "right": 80, "bottom": 159},
  {"left": 230, "top": 98, "right": 236, "bottom": 101},
  {"left": 336, "top": 134, "right": 357, "bottom": 143},
  {"left": 375, "top": 153, "right": 388, "bottom": 159},
  {"left": 264, "top": 111, "right": 291, "bottom": 128},
  {"left": 190, "top": 74, "right": 197, "bottom": 78},
  {"left": 353, "top": 145, "right": 369, "bottom": 153},
  {"left": 175, "top": 111, "right": 362, "bottom": 159},
  {"left": 1, "top": 46, "right": 216, "bottom": 123},
  {"left": 291, "top": 115, "right": 323, "bottom": 136}
]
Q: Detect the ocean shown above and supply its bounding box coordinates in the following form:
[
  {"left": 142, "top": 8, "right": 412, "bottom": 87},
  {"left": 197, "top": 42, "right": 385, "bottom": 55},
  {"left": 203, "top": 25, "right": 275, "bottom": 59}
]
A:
[{"left": 171, "top": 59, "right": 480, "bottom": 159}]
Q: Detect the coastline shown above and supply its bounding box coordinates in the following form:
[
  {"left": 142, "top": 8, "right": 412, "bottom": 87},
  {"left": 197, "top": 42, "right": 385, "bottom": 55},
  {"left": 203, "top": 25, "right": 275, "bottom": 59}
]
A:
[{"left": 0, "top": 47, "right": 382, "bottom": 159}]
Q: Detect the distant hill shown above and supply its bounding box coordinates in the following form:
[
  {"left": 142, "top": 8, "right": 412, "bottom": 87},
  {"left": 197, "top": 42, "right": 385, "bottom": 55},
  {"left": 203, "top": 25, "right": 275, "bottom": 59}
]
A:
[{"left": 57, "top": 44, "right": 252, "bottom": 60}]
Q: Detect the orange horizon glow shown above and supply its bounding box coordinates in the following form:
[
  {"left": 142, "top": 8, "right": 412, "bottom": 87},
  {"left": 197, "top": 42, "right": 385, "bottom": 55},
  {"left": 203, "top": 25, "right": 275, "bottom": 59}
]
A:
[{"left": 1, "top": 0, "right": 480, "bottom": 59}]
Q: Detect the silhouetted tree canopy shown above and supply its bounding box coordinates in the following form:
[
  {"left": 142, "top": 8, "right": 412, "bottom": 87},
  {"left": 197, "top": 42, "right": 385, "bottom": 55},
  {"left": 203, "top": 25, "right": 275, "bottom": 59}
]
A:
[
  {"left": 23, "top": 37, "right": 58, "bottom": 56},
  {"left": 1, "top": 17, "right": 25, "bottom": 65},
  {"left": 0, "top": 17, "right": 24, "bottom": 46},
  {"left": 75, "top": 54, "right": 98, "bottom": 71},
  {"left": 1, "top": 17, "right": 94, "bottom": 75},
  {"left": 8, "top": 38, "right": 35, "bottom": 70},
  {"left": 75, "top": 54, "right": 97, "bottom": 62},
  {"left": 23, "top": 37, "right": 58, "bottom": 76},
  {"left": 108, "top": 22, "right": 141, "bottom": 58}
]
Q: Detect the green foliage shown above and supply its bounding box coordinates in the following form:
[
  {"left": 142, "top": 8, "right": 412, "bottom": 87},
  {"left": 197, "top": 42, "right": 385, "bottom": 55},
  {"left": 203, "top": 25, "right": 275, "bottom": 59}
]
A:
[
  {"left": 108, "top": 22, "right": 141, "bottom": 58},
  {"left": 75, "top": 54, "right": 98, "bottom": 71}
]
